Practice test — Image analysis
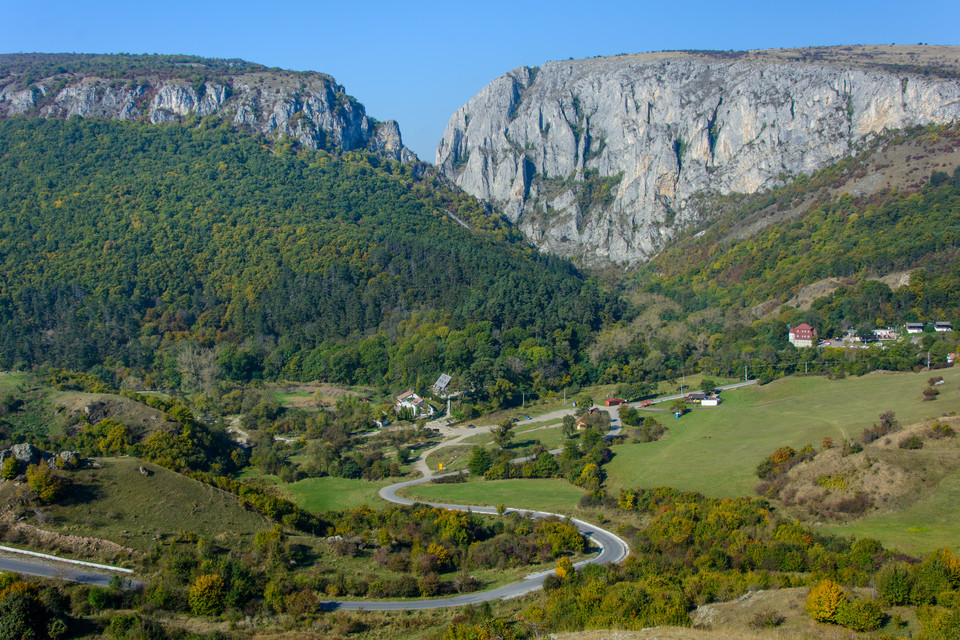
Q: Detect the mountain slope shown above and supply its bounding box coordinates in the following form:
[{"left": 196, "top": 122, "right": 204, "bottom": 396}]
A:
[
  {"left": 0, "top": 116, "right": 617, "bottom": 387},
  {"left": 436, "top": 45, "right": 960, "bottom": 265}
]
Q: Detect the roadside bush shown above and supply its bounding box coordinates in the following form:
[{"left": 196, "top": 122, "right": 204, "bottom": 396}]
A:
[{"left": 0, "top": 591, "right": 48, "bottom": 640}]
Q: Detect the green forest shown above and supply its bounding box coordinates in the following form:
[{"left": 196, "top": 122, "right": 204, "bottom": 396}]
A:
[{"left": 0, "top": 116, "right": 618, "bottom": 397}]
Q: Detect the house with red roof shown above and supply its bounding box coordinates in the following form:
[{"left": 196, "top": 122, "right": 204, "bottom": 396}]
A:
[{"left": 788, "top": 323, "right": 817, "bottom": 348}]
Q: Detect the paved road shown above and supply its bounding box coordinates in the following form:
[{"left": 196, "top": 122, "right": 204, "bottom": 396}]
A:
[
  {"left": 319, "top": 380, "right": 759, "bottom": 610},
  {"left": 0, "top": 553, "right": 129, "bottom": 587},
  {"left": 318, "top": 471, "right": 630, "bottom": 611}
]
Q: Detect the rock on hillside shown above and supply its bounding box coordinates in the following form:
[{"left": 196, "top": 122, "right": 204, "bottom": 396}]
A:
[
  {"left": 436, "top": 46, "right": 960, "bottom": 265},
  {"left": 0, "top": 54, "right": 415, "bottom": 162}
]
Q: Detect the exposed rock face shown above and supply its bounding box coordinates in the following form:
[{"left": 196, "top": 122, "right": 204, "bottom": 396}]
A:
[
  {"left": 0, "top": 68, "right": 416, "bottom": 162},
  {"left": 436, "top": 47, "right": 960, "bottom": 264}
]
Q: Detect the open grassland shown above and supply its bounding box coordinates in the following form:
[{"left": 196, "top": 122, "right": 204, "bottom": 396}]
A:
[
  {"left": 284, "top": 476, "right": 393, "bottom": 512},
  {"left": 401, "top": 478, "right": 586, "bottom": 515},
  {"left": 5, "top": 457, "right": 273, "bottom": 552},
  {"left": 606, "top": 368, "right": 960, "bottom": 499}
]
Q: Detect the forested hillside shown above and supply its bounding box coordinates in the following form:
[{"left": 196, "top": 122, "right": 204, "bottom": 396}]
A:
[{"left": 0, "top": 116, "right": 618, "bottom": 391}]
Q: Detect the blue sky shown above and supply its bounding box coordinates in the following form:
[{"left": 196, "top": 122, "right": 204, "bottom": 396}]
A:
[{"left": 5, "top": 0, "right": 959, "bottom": 160}]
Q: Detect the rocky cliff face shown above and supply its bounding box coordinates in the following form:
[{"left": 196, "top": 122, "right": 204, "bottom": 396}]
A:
[
  {"left": 436, "top": 47, "right": 960, "bottom": 264},
  {"left": 0, "top": 59, "right": 415, "bottom": 162}
]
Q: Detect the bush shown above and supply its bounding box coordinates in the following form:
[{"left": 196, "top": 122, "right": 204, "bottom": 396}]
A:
[
  {"left": 0, "top": 457, "right": 19, "bottom": 480},
  {"left": 900, "top": 435, "right": 924, "bottom": 450},
  {"left": 0, "top": 592, "right": 47, "bottom": 640},
  {"left": 750, "top": 609, "right": 786, "bottom": 629},
  {"left": 836, "top": 597, "right": 886, "bottom": 631},
  {"left": 875, "top": 561, "right": 913, "bottom": 605},
  {"left": 26, "top": 465, "right": 67, "bottom": 504},
  {"left": 929, "top": 421, "right": 956, "bottom": 439},
  {"left": 806, "top": 578, "right": 846, "bottom": 623},
  {"left": 189, "top": 574, "right": 225, "bottom": 616}
]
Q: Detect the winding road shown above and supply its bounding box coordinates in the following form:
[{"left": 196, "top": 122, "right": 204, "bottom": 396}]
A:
[
  {"left": 3, "top": 380, "right": 756, "bottom": 610},
  {"left": 318, "top": 471, "right": 631, "bottom": 610}
]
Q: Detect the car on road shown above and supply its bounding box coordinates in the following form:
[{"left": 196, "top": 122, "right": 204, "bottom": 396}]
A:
[
  {"left": 467, "top": 424, "right": 475, "bottom": 428},
  {"left": 511, "top": 417, "right": 520, "bottom": 422},
  {"left": 525, "top": 415, "right": 532, "bottom": 420}
]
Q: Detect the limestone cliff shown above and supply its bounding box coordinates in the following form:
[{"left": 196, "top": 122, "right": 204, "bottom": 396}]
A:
[
  {"left": 0, "top": 54, "right": 415, "bottom": 162},
  {"left": 436, "top": 46, "right": 960, "bottom": 264}
]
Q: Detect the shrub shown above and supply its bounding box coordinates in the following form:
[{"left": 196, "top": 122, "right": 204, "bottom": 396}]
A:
[
  {"left": 555, "top": 556, "right": 574, "bottom": 580},
  {"left": 900, "top": 435, "right": 924, "bottom": 450},
  {"left": 0, "top": 592, "right": 47, "bottom": 640},
  {"left": 836, "top": 597, "right": 886, "bottom": 631},
  {"left": 806, "top": 578, "right": 846, "bottom": 623},
  {"left": 26, "top": 464, "right": 67, "bottom": 504},
  {"left": 923, "top": 387, "right": 940, "bottom": 401},
  {"left": 0, "top": 457, "right": 19, "bottom": 480},
  {"left": 930, "top": 421, "right": 957, "bottom": 439},
  {"left": 876, "top": 561, "right": 913, "bottom": 605},
  {"left": 750, "top": 609, "right": 785, "bottom": 629},
  {"left": 189, "top": 574, "right": 225, "bottom": 616},
  {"left": 834, "top": 492, "right": 873, "bottom": 515}
]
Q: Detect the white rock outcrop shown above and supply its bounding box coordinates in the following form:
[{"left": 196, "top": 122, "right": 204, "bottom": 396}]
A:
[
  {"left": 436, "top": 49, "right": 960, "bottom": 264},
  {"left": 0, "top": 70, "right": 416, "bottom": 162}
]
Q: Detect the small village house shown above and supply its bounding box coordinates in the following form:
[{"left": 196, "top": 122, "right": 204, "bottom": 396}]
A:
[
  {"left": 788, "top": 323, "right": 817, "bottom": 348},
  {"left": 395, "top": 390, "right": 434, "bottom": 418}
]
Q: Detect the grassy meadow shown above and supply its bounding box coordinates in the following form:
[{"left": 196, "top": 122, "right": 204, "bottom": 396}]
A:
[
  {"left": 284, "top": 476, "right": 393, "bottom": 512},
  {"left": 401, "top": 478, "right": 586, "bottom": 515},
  {"left": 605, "top": 368, "right": 960, "bottom": 499}
]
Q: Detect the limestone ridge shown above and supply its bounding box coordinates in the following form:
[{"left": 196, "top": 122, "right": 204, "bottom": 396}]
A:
[
  {"left": 0, "top": 59, "right": 416, "bottom": 162},
  {"left": 436, "top": 47, "right": 960, "bottom": 265}
]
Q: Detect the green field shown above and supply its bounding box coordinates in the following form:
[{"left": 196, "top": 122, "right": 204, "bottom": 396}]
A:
[
  {"left": 402, "top": 478, "right": 585, "bottom": 515},
  {"left": 605, "top": 369, "right": 960, "bottom": 499},
  {"left": 284, "top": 476, "right": 392, "bottom": 512}
]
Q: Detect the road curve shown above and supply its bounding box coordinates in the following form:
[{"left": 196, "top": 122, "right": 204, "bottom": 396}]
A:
[
  {"left": 0, "top": 554, "right": 127, "bottom": 587},
  {"left": 318, "top": 471, "right": 630, "bottom": 611},
  {"left": 320, "top": 380, "right": 759, "bottom": 610}
]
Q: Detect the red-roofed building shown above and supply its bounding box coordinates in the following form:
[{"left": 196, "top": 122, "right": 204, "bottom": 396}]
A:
[{"left": 788, "top": 323, "right": 817, "bottom": 348}]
